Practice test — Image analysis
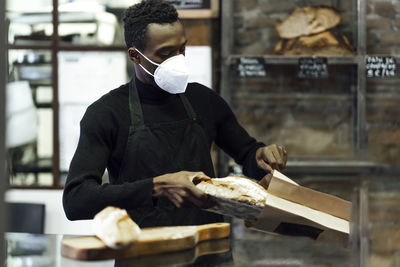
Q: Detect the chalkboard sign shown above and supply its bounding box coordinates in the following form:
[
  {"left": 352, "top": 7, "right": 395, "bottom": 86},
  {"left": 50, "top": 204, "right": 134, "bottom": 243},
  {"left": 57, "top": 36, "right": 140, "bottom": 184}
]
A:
[
  {"left": 166, "top": 0, "right": 210, "bottom": 9},
  {"left": 366, "top": 56, "right": 396, "bottom": 77},
  {"left": 237, "top": 57, "right": 266, "bottom": 77},
  {"left": 298, "top": 57, "right": 328, "bottom": 79}
]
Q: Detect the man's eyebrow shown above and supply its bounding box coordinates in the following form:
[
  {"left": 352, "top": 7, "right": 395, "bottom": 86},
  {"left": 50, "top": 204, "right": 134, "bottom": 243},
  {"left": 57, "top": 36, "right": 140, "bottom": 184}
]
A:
[{"left": 158, "top": 40, "right": 188, "bottom": 52}]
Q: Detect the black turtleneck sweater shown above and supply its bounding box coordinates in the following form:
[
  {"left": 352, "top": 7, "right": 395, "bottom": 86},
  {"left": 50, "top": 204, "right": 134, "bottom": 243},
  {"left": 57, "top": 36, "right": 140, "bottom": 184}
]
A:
[{"left": 63, "top": 79, "right": 266, "bottom": 220}]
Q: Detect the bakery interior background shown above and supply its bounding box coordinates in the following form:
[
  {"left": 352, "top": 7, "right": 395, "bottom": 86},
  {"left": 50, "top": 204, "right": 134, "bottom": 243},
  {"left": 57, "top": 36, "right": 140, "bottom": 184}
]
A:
[{"left": 1, "top": 0, "right": 400, "bottom": 265}]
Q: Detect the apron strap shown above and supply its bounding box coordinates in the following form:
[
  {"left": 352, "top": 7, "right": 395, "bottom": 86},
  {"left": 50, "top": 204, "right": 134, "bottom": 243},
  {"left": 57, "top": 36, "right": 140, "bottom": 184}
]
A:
[
  {"left": 179, "top": 94, "right": 197, "bottom": 120},
  {"left": 128, "top": 78, "right": 146, "bottom": 128}
]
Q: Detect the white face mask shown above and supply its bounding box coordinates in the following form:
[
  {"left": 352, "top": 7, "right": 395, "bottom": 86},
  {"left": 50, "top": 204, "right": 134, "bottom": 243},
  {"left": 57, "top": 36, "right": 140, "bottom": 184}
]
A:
[{"left": 135, "top": 49, "right": 189, "bottom": 94}]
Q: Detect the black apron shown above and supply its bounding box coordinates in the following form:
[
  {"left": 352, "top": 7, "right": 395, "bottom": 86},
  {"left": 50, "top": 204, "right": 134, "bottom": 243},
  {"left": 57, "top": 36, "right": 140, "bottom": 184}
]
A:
[{"left": 116, "top": 79, "right": 223, "bottom": 228}]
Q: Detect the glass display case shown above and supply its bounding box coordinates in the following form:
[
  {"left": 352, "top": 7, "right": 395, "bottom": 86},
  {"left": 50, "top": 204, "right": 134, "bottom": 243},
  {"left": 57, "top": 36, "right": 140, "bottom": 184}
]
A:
[
  {"left": 219, "top": 0, "right": 400, "bottom": 176},
  {"left": 219, "top": 0, "right": 368, "bottom": 174}
]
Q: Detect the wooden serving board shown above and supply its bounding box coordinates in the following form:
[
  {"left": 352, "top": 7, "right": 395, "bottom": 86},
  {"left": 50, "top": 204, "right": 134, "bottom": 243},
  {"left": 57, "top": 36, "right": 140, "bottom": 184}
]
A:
[
  {"left": 61, "top": 222, "right": 230, "bottom": 261},
  {"left": 114, "top": 238, "right": 230, "bottom": 266}
]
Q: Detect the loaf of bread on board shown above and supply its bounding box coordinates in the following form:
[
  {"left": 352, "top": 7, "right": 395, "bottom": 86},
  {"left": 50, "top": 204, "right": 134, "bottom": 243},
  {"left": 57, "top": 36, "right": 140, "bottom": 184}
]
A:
[
  {"left": 92, "top": 206, "right": 141, "bottom": 249},
  {"left": 276, "top": 6, "right": 341, "bottom": 39}
]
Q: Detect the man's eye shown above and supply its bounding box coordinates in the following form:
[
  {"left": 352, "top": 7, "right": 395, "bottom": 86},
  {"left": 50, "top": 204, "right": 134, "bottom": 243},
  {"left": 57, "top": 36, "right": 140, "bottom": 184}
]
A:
[
  {"left": 159, "top": 51, "right": 174, "bottom": 57},
  {"left": 159, "top": 48, "right": 184, "bottom": 59}
]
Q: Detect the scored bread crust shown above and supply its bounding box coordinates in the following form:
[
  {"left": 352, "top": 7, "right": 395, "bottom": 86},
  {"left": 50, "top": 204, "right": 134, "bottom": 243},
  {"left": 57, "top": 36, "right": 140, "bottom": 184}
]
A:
[
  {"left": 92, "top": 206, "right": 141, "bottom": 249},
  {"left": 276, "top": 6, "right": 341, "bottom": 39},
  {"left": 195, "top": 176, "right": 268, "bottom": 207}
]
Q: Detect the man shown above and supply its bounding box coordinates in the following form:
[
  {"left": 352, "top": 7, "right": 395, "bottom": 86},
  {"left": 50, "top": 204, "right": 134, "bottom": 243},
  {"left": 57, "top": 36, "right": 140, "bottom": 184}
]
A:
[{"left": 63, "top": 0, "right": 287, "bottom": 228}]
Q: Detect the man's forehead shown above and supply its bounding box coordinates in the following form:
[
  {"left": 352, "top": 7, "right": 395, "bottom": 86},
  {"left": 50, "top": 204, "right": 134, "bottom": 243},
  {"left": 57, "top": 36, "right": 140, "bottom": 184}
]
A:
[{"left": 145, "top": 21, "right": 186, "bottom": 51}]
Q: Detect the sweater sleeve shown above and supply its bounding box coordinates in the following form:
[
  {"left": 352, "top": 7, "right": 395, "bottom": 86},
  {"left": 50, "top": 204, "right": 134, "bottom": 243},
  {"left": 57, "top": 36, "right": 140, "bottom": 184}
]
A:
[
  {"left": 210, "top": 90, "right": 268, "bottom": 180},
  {"left": 62, "top": 103, "right": 154, "bottom": 220}
]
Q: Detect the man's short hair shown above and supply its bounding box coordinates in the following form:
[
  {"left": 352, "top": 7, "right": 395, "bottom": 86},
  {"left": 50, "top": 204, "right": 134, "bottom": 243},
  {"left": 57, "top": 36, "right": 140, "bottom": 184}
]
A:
[{"left": 123, "top": 0, "right": 179, "bottom": 50}]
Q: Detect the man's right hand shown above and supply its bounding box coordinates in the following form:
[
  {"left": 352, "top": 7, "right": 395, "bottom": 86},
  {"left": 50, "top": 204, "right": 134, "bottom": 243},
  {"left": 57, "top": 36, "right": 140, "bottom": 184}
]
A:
[{"left": 153, "top": 171, "right": 210, "bottom": 208}]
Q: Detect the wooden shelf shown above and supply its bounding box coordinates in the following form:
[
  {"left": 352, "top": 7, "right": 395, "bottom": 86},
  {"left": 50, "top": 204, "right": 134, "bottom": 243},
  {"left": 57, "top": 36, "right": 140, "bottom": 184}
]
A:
[
  {"left": 8, "top": 44, "right": 53, "bottom": 50},
  {"left": 9, "top": 44, "right": 127, "bottom": 51},
  {"left": 228, "top": 55, "right": 360, "bottom": 65},
  {"left": 58, "top": 45, "right": 126, "bottom": 51}
]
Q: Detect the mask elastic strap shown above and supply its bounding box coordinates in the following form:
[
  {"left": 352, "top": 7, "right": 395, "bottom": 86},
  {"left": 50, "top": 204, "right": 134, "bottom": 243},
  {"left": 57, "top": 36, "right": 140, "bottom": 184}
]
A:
[
  {"left": 135, "top": 49, "right": 160, "bottom": 66},
  {"left": 135, "top": 48, "right": 160, "bottom": 77},
  {"left": 138, "top": 64, "right": 155, "bottom": 77}
]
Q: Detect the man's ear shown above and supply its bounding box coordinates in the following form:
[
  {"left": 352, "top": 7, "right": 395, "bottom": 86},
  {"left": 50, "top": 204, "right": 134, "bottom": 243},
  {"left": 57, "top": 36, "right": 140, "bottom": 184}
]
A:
[{"left": 128, "top": 48, "right": 140, "bottom": 64}]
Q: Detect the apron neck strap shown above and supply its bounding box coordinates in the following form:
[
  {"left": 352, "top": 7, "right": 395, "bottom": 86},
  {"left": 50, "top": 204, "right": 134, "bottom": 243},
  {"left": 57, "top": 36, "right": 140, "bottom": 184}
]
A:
[
  {"left": 129, "top": 78, "right": 145, "bottom": 127},
  {"left": 179, "top": 94, "right": 197, "bottom": 120},
  {"left": 129, "top": 79, "right": 197, "bottom": 126}
]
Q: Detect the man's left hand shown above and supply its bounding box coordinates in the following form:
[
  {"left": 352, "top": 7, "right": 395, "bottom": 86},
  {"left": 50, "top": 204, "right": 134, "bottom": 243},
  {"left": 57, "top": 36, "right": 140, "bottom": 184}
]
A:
[{"left": 256, "top": 144, "right": 287, "bottom": 173}]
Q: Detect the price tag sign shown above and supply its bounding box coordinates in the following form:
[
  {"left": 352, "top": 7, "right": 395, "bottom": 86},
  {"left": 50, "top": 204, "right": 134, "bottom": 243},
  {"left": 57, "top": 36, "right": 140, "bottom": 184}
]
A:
[
  {"left": 298, "top": 57, "right": 328, "bottom": 78},
  {"left": 366, "top": 56, "right": 396, "bottom": 77},
  {"left": 237, "top": 57, "right": 266, "bottom": 77}
]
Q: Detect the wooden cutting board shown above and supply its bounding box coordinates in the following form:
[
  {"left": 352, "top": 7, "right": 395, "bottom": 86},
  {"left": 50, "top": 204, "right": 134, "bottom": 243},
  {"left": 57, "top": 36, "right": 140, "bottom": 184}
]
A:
[
  {"left": 114, "top": 238, "right": 230, "bottom": 266},
  {"left": 61, "top": 222, "right": 230, "bottom": 261}
]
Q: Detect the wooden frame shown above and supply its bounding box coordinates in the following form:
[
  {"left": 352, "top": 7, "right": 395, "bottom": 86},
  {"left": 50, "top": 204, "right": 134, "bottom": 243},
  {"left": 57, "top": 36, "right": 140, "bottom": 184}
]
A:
[{"left": 177, "top": 0, "right": 219, "bottom": 19}]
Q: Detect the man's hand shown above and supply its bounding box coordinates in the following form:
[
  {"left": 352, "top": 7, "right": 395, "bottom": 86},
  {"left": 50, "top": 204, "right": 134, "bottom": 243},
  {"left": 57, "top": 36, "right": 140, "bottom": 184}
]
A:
[
  {"left": 256, "top": 144, "right": 287, "bottom": 173},
  {"left": 153, "top": 171, "right": 211, "bottom": 208}
]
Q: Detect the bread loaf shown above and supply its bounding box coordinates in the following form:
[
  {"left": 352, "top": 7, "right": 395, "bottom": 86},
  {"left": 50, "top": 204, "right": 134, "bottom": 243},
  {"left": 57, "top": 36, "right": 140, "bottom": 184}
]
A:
[
  {"left": 195, "top": 176, "right": 268, "bottom": 207},
  {"left": 272, "top": 31, "right": 356, "bottom": 56},
  {"left": 276, "top": 6, "right": 341, "bottom": 39},
  {"left": 93, "top": 206, "right": 141, "bottom": 249}
]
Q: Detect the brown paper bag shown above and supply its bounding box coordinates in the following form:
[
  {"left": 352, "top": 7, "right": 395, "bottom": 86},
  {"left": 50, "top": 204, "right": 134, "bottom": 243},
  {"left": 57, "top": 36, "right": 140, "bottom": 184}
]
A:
[
  {"left": 201, "top": 170, "right": 351, "bottom": 242},
  {"left": 250, "top": 170, "right": 350, "bottom": 242}
]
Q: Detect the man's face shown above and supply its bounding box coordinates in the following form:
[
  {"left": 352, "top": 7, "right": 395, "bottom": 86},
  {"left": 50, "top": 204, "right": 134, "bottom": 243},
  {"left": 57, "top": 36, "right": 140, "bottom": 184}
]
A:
[{"left": 129, "top": 21, "right": 187, "bottom": 85}]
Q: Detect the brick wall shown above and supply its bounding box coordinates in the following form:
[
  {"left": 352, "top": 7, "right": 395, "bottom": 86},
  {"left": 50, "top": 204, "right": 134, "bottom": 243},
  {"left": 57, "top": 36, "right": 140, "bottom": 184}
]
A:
[
  {"left": 367, "top": 0, "right": 400, "bottom": 55},
  {"left": 233, "top": 65, "right": 356, "bottom": 159},
  {"left": 230, "top": 0, "right": 400, "bottom": 164}
]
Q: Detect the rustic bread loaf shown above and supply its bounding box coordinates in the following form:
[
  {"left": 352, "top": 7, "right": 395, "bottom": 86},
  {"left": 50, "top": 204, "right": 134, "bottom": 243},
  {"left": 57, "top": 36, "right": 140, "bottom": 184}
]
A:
[
  {"left": 276, "top": 6, "right": 341, "bottom": 39},
  {"left": 194, "top": 176, "right": 268, "bottom": 207},
  {"left": 272, "top": 31, "right": 356, "bottom": 56},
  {"left": 92, "top": 206, "right": 141, "bottom": 249}
]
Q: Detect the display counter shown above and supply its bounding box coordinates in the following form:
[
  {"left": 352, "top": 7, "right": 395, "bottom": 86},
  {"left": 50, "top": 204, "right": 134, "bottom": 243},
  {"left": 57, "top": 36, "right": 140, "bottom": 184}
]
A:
[
  {"left": 16, "top": 172, "right": 400, "bottom": 266},
  {"left": 5, "top": 216, "right": 359, "bottom": 267}
]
